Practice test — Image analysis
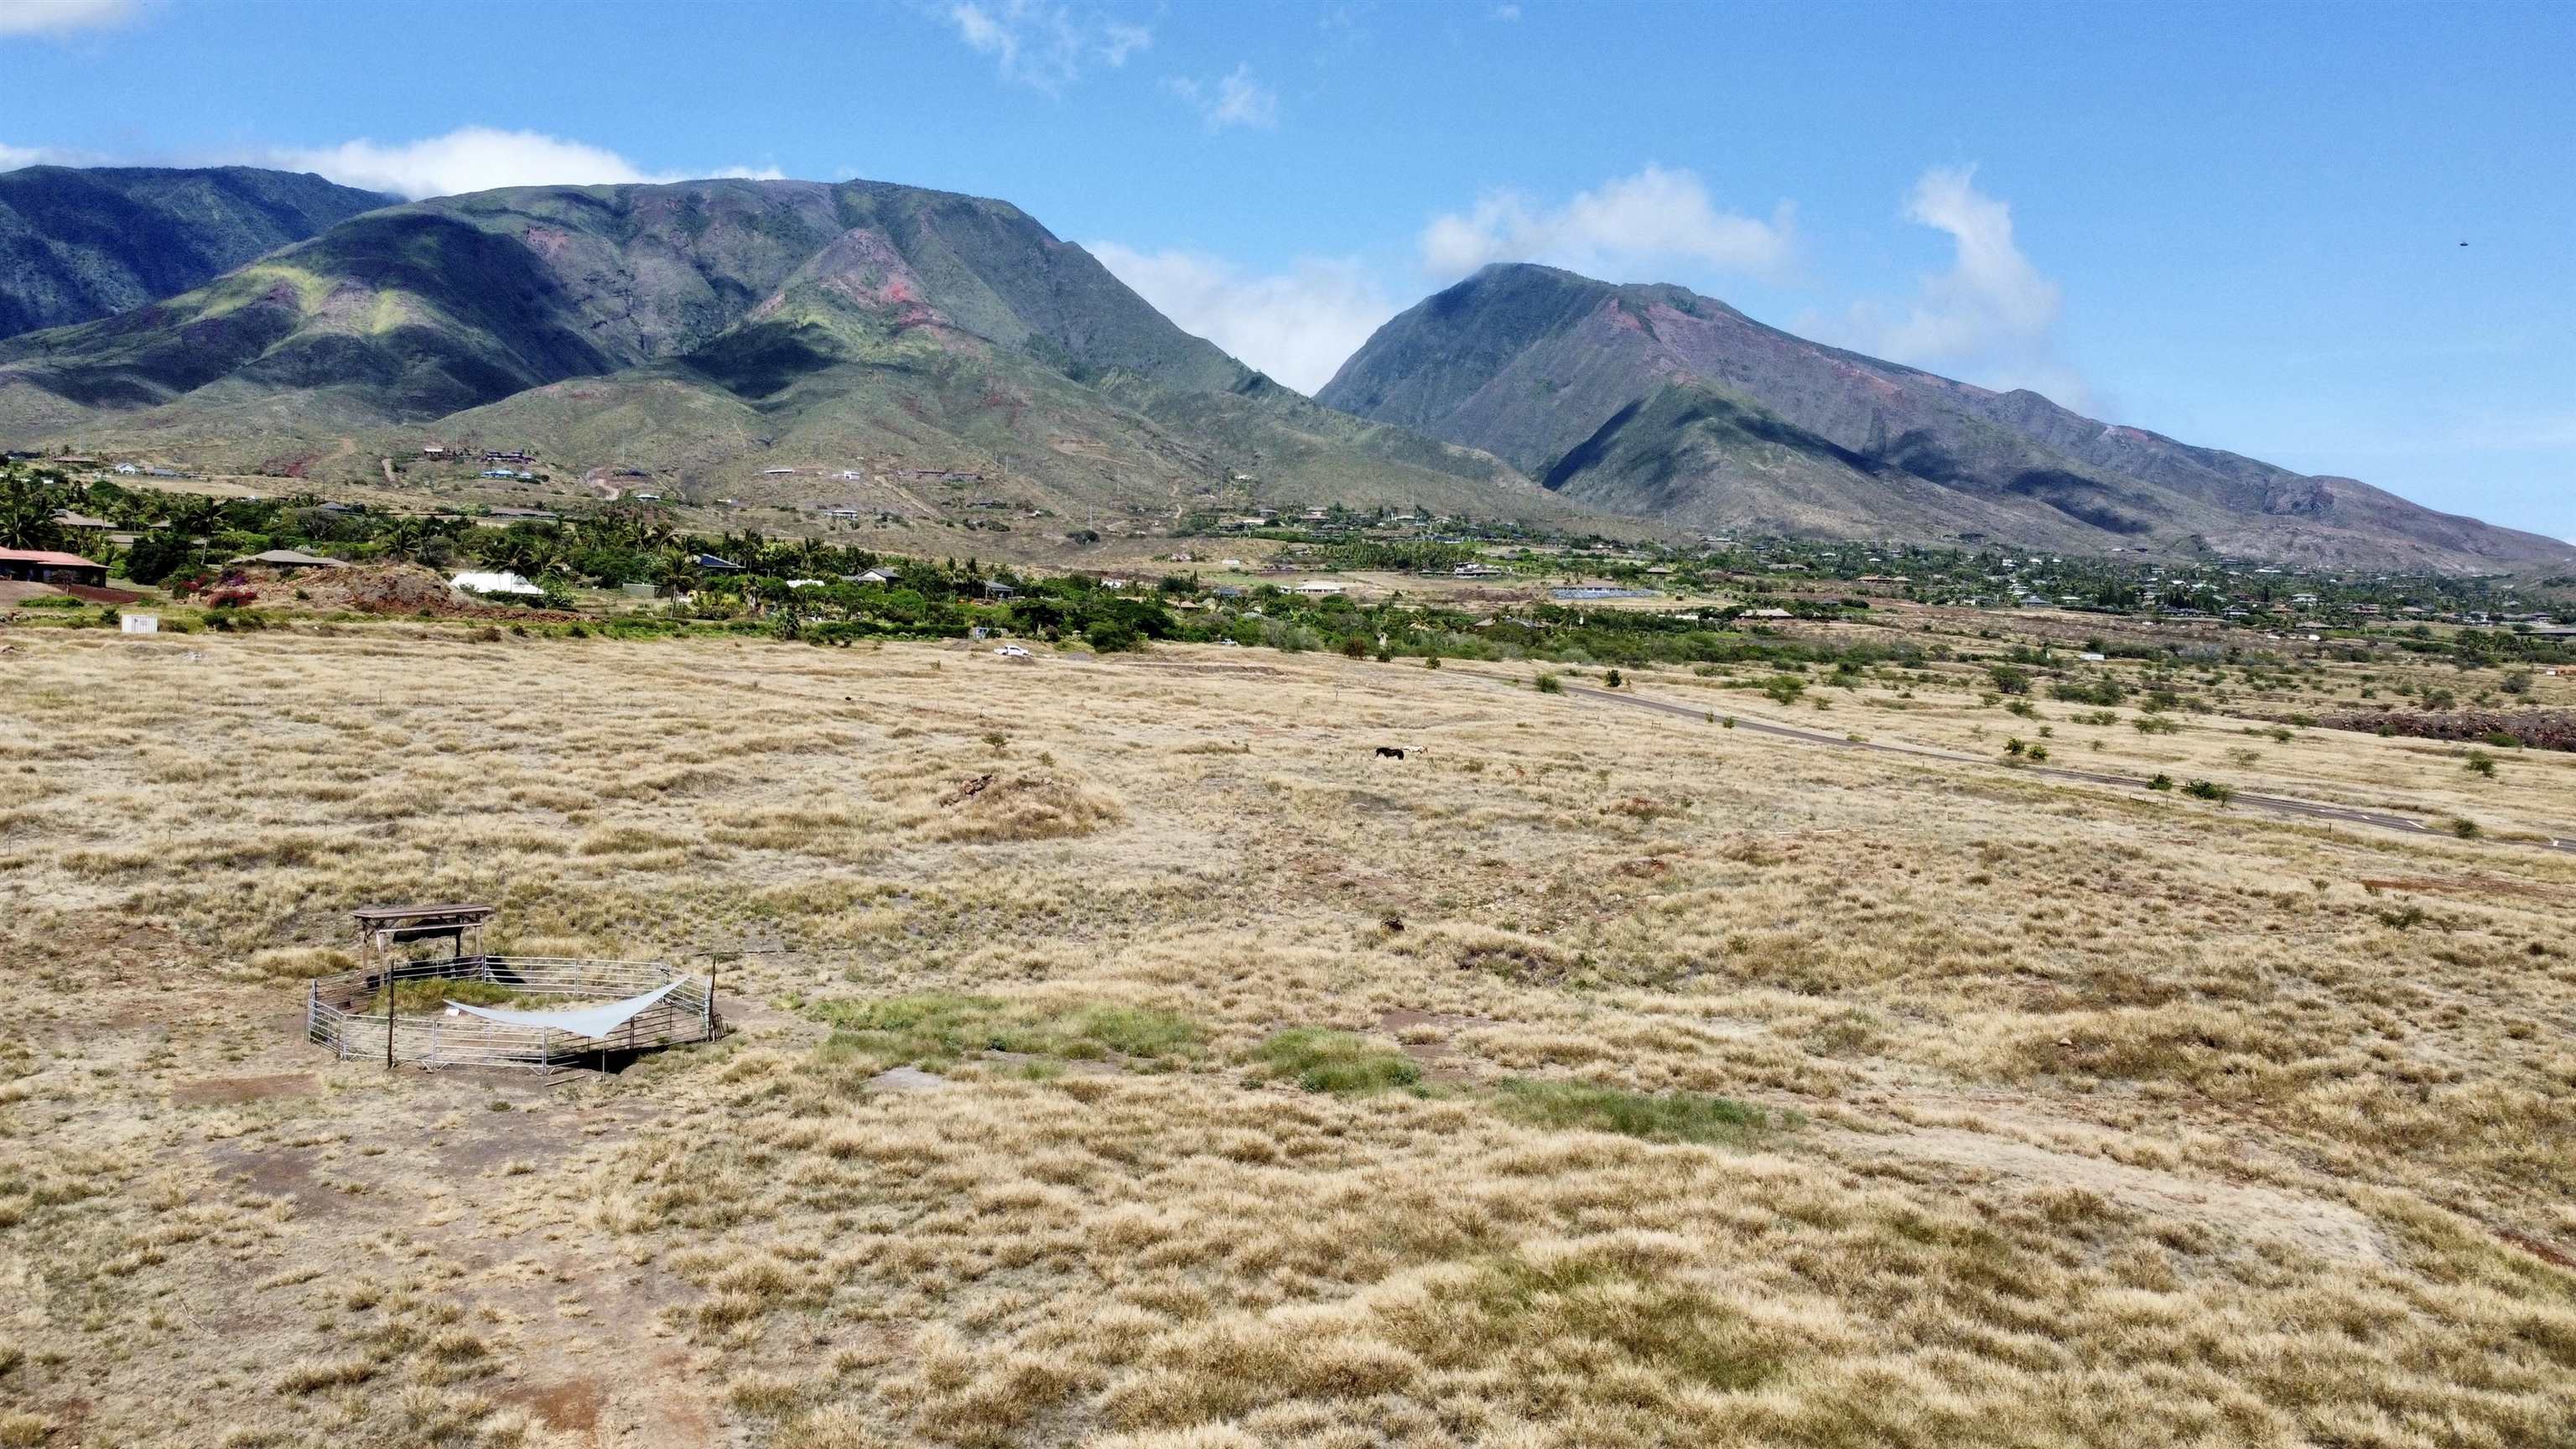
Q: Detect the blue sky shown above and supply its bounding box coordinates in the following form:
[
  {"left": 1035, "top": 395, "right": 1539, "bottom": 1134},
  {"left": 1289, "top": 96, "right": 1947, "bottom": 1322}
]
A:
[{"left": 6, "top": 0, "right": 2570, "bottom": 539}]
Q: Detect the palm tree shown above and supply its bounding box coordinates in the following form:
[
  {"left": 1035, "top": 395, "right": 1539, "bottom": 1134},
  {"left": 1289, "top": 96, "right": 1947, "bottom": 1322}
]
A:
[{"left": 0, "top": 468, "right": 68, "bottom": 550}]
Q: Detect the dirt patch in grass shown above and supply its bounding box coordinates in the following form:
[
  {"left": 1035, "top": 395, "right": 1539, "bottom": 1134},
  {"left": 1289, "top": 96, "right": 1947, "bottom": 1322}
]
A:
[
  {"left": 2361, "top": 874, "right": 2568, "bottom": 903},
  {"left": 496, "top": 1376, "right": 603, "bottom": 1432},
  {"left": 1835, "top": 1124, "right": 2393, "bottom": 1268},
  {"left": 1377, "top": 1008, "right": 1491, "bottom": 1084},
  {"left": 170, "top": 1072, "right": 317, "bottom": 1105}
]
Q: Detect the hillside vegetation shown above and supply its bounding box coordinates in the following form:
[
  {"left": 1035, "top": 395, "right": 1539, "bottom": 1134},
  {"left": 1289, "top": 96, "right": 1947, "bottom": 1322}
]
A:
[{"left": 0, "top": 164, "right": 390, "bottom": 339}]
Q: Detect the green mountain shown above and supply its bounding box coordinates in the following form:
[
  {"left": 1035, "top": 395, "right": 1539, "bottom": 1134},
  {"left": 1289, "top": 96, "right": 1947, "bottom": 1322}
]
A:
[
  {"left": 0, "top": 165, "right": 392, "bottom": 340},
  {"left": 0, "top": 179, "right": 1569, "bottom": 525},
  {"left": 1318, "top": 263, "right": 2570, "bottom": 570}
]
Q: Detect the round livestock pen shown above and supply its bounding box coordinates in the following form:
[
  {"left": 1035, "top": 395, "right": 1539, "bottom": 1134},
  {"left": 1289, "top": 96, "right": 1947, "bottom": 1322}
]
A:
[{"left": 305, "top": 904, "right": 721, "bottom": 1075}]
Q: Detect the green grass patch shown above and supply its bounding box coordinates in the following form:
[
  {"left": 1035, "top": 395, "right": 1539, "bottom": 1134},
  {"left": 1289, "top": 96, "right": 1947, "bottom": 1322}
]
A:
[
  {"left": 807, "top": 992, "right": 1202, "bottom": 1071},
  {"left": 368, "top": 978, "right": 551, "bottom": 1015},
  {"left": 1493, "top": 1078, "right": 1782, "bottom": 1145},
  {"left": 1252, "top": 1028, "right": 1422, "bottom": 1094}
]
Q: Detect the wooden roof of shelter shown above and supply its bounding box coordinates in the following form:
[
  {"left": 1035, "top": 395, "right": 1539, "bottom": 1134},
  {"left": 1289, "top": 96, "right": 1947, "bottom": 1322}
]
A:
[{"left": 351, "top": 903, "right": 496, "bottom": 927}]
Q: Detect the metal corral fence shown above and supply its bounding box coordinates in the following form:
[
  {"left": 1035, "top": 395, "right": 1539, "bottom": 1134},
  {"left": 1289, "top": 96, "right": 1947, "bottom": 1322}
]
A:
[{"left": 306, "top": 955, "right": 719, "bottom": 1073}]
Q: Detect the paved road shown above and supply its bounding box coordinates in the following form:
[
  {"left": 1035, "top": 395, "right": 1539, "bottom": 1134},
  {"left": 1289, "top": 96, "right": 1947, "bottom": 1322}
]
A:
[{"left": 1553, "top": 681, "right": 2576, "bottom": 856}]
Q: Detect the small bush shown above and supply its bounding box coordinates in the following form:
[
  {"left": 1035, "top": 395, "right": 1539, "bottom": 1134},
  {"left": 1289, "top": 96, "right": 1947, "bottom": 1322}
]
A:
[
  {"left": 2448, "top": 816, "right": 2480, "bottom": 839},
  {"left": 2133, "top": 715, "right": 2180, "bottom": 735},
  {"left": 2464, "top": 750, "right": 2498, "bottom": 777},
  {"left": 2182, "top": 779, "right": 2234, "bottom": 805},
  {"left": 2147, "top": 774, "right": 2175, "bottom": 791},
  {"left": 1493, "top": 1079, "right": 1779, "bottom": 1146},
  {"left": 1535, "top": 673, "right": 1563, "bottom": 694},
  {"left": 1253, "top": 1029, "right": 1421, "bottom": 1095}
]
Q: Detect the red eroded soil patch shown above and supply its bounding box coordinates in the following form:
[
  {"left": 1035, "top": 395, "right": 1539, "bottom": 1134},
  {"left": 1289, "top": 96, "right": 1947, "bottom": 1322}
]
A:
[{"left": 499, "top": 1377, "right": 604, "bottom": 1432}]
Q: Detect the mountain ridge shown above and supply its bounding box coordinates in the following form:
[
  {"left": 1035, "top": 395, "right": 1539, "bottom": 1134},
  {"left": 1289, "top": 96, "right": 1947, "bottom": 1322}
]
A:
[
  {"left": 1318, "top": 262, "right": 2567, "bottom": 570},
  {"left": 0, "top": 164, "right": 393, "bottom": 340},
  {"left": 0, "top": 177, "right": 1577, "bottom": 525}
]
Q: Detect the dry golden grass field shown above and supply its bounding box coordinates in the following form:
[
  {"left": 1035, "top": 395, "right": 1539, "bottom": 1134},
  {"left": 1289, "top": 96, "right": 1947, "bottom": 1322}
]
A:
[{"left": 3, "top": 625, "right": 2573, "bottom": 1449}]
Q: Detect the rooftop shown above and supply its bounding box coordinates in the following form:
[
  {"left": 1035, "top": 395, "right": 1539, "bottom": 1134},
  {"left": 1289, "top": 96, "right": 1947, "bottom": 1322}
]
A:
[
  {"left": 0, "top": 548, "right": 102, "bottom": 569},
  {"left": 350, "top": 902, "right": 496, "bottom": 926}
]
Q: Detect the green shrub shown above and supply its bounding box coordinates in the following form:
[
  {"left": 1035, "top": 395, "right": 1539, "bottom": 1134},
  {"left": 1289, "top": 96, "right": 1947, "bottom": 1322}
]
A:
[
  {"left": 2182, "top": 779, "right": 2234, "bottom": 804},
  {"left": 2147, "top": 774, "right": 2175, "bottom": 791},
  {"left": 1253, "top": 1029, "right": 1421, "bottom": 1095},
  {"left": 1493, "top": 1079, "right": 1779, "bottom": 1146},
  {"left": 1535, "top": 673, "right": 1563, "bottom": 694}
]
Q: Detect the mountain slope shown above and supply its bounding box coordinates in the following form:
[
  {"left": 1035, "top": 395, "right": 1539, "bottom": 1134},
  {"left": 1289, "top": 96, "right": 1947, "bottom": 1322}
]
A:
[
  {"left": 0, "top": 165, "right": 392, "bottom": 340},
  {"left": 1319, "top": 263, "right": 2568, "bottom": 569},
  {"left": 0, "top": 178, "right": 1566, "bottom": 523}
]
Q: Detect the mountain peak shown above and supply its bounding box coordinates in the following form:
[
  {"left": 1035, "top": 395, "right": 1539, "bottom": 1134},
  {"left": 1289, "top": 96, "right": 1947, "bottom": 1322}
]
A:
[{"left": 1317, "top": 264, "right": 2565, "bottom": 570}]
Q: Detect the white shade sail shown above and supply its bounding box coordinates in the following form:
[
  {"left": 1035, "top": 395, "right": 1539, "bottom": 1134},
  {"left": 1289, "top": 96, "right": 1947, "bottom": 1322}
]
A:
[{"left": 447, "top": 979, "right": 688, "bottom": 1040}]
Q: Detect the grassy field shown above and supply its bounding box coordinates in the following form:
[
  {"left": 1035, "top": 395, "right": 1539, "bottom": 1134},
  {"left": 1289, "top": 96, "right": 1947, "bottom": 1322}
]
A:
[{"left": 2, "top": 624, "right": 2572, "bottom": 1448}]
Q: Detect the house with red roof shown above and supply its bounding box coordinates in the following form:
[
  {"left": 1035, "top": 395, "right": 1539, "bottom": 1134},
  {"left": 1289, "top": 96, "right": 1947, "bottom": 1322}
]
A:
[{"left": 0, "top": 548, "right": 108, "bottom": 588}]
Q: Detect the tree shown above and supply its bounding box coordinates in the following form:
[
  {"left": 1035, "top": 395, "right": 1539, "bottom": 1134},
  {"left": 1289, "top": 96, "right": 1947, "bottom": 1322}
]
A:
[{"left": 0, "top": 468, "right": 70, "bottom": 550}]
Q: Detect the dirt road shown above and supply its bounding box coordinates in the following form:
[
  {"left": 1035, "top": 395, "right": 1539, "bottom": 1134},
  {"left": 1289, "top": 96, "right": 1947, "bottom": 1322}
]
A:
[{"left": 1552, "top": 681, "right": 2576, "bottom": 855}]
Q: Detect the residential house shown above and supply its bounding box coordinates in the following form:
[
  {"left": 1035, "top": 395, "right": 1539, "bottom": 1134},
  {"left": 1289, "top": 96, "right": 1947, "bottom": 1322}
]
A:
[{"left": 0, "top": 548, "right": 107, "bottom": 587}]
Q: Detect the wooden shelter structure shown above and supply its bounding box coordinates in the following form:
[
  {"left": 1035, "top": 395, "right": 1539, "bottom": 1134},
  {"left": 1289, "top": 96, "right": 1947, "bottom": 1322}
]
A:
[{"left": 308, "top": 904, "right": 718, "bottom": 1075}]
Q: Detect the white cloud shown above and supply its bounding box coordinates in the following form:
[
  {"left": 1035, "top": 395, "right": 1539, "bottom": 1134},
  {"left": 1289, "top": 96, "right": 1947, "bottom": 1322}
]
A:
[
  {"left": 1812, "top": 164, "right": 2085, "bottom": 408},
  {"left": 0, "top": 142, "right": 72, "bottom": 169},
  {"left": 1091, "top": 242, "right": 1394, "bottom": 392},
  {"left": 1419, "top": 165, "right": 1793, "bottom": 281},
  {"left": 0, "top": 0, "right": 133, "bottom": 37},
  {"left": 944, "top": 1, "right": 1148, "bottom": 92},
  {"left": 267, "top": 127, "right": 783, "bottom": 200},
  {"left": 1490, "top": 3, "right": 1521, "bottom": 19},
  {"left": 1167, "top": 64, "right": 1280, "bottom": 132},
  {"left": 1099, "top": 21, "right": 1150, "bottom": 65}
]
